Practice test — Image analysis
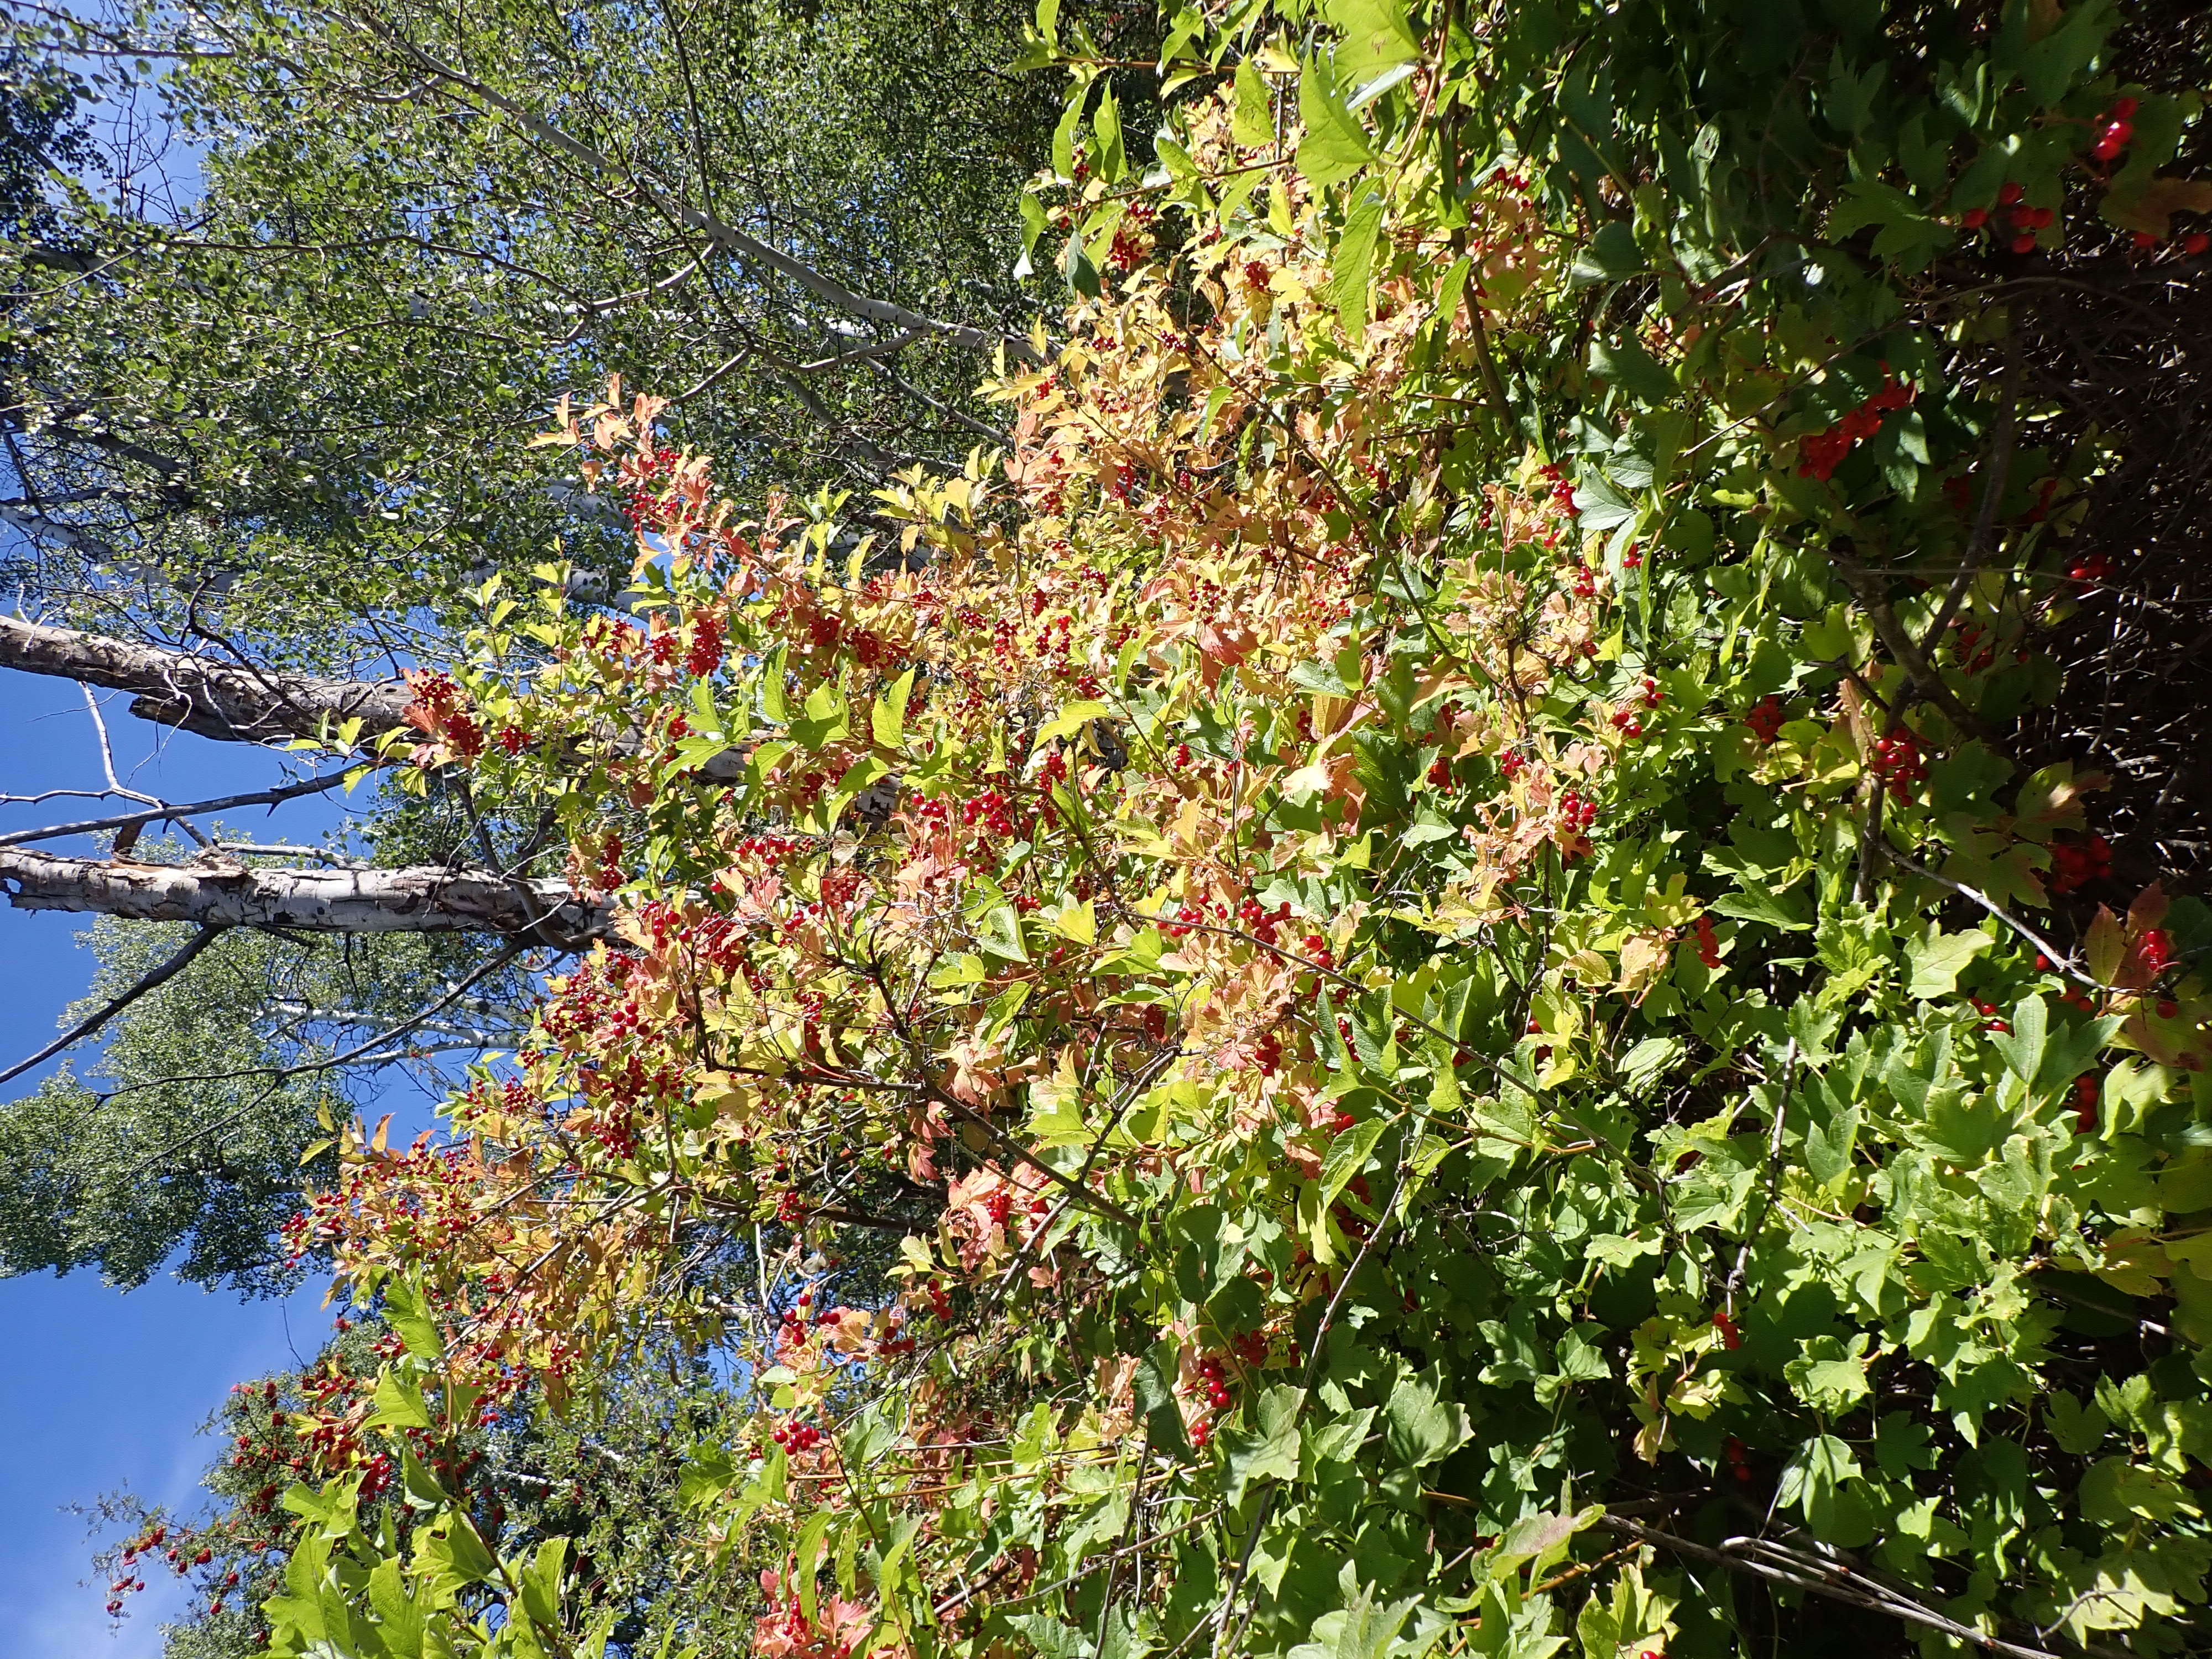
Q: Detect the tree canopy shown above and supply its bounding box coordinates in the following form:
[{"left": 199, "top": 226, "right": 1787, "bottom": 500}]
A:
[{"left": 7, "top": 1, "right": 2212, "bottom": 1657}]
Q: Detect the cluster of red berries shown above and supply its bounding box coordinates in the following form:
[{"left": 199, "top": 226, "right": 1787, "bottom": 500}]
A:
[
  {"left": 1963, "top": 181, "right": 2055, "bottom": 255},
  {"left": 1970, "top": 997, "right": 2011, "bottom": 1035},
  {"left": 686, "top": 611, "right": 727, "bottom": 677},
  {"left": 1499, "top": 749, "right": 1527, "bottom": 780},
  {"left": 1722, "top": 1435, "right": 1754, "bottom": 1484},
  {"left": 770, "top": 1419, "right": 825, "bottom": 1453},
  {"left": 1569, "top": 561, "right": 1598, "bottom": 598},
  {"left": 2047, "top": 833, "right": 2112, "bottom": 895},
  {"left": 1797, "top": 378, "right": 1916, "bottom": 480},
  {"left": 1426, "top": 752, "right": 1455, "bottom": 786},
  {"left": 1105, "top": 204, "right": 1158, "bottom": 275},
  {"left": 958, "top": 789, "right": 1020, "bottom": 840},
  {"left": 2090, "top": 96, "right": 2138, "bottom": 162},
  {"left": 1194, "top": 1353, "right": 1235, "bottom": 1412},
  {"left": 2140, "top": 928, "right": 2176, "bottom": 975},
  {"left": 1869, "top": 731, "right": 1927, "bottom": 788},
  {"left": 1535, "top": 461, "right": 1579, "bottom": 518},
  {"left": 1607, "top": 676, "right": 1663, "bottom": 738},
  {"left": 1300, "top": 931, "right": 1335, "bottom": 970},
  {"left": 1692, "top": 914, "right": 1722, "bottom": 970},
  {"left": 2073, "top": 1072, "right": 2102, "bottom": 1134},
  {"left": 404, "top": 668, "right": 486, "bottom": 761},
  {"left": 1745, "top": 695, "right": 1787, "bottom": 744},
  {"left": 1710, "top": 1309, "right": 1743, "bottom": 1350},
  {"left": 1557, "top": 789, "right": 1599, "bottom": 833},
  {"left": 1161, "top": 896, "right": 1227, "bottom": 941},
  {"left": 1234, "top": 895, "right": 1293, "bottom": 947},
  {"left": 1251, "top": 1031, "right": 1284, "bottom": 1074}
]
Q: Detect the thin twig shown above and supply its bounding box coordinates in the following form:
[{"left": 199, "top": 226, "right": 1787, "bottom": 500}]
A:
[
  {"left": 1597, "top": 1517, "right": 2064, "bottom": 1659},
  {"left": 1869, "top": 841, "right": 2100, "bottom": 990},
  {"left": 114, "top": 945, "right": 526, "bottom": 1146},
  {"left": 0, "top": 770, "right": 359, "bottom": 848}
]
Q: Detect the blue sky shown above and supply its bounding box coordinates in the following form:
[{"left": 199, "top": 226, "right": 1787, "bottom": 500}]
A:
[{"left": 0, "top": 665, "right": 343, "bottom": 1659}]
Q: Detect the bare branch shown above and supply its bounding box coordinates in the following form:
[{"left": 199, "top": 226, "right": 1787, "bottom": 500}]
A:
[
  {"left": 0, "top": 924, "right": 224, "bottom": 1087},
  {"left": 0, "top": 771, "right": 365, "bottom": 850}
]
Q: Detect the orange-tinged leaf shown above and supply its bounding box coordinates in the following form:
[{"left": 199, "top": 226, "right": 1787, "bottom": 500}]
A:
[{"left": 2101, "top": 176, "right": 2212, "bottom": 237}]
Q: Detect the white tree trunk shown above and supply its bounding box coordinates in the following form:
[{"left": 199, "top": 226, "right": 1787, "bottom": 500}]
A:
[
  {"left": 0, "top": 614, "right": 414, "bottom": 744},
  {"left": 0, "top": 847, "right": 611, "bottom": 943}
]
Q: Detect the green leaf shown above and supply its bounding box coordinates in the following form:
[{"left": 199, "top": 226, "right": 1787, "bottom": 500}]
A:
[
  {"left": 2080, "top": 1457, "right": 2190, "bottom": 1527},
  {"left": 1803, "top": 1104, "right": 1860, "bottom": 1189},
  {"left": 1326, "top": 0, "right": 1421, "bottom": 88},
  {"left": 1222, "top": 1383, "right": 1305, "bottom": 1503},
  {"left": 1053, "top": 80, "right": 1090, "bottom": 179},
  {"left": 1785, "top": 1334, "right": 1876, "bottom": 1413},
  {"left": 1008, "top": 1615, "right": 1097, "bottom": 1659},
  {"left": 1490, "top": 1506, "right": 1600, "bottom": 1572},
  {"left": 1134, "top": 1340, "right": 1193, "bottom": 1457},
  {"left": 371, "top": 1371, "right": 435, "bottom": 1431},
  {"left": 759, "top": 644, "right": 791, "bottom": 724},
  {"left": 870, "top": 668, "right": 915, "bottom": 750},
  {"left": 1062, "top": 233, "right": 1102, "bottom": 298},
  {"left": 1384, "top": 1371, "right": 1470, "bottom": 1468},
  {"left": 1036, "top": 698, "right": 1112, "bottom": 745},
  {"left": 1327, "top": 190, "right": 1387, "bottom": 340},
  {"left": 794, "top": 1509, "right": 834, "bottom": 1625},
  {"left": 1990, "top": 994, "right": 2048, "bottom": 1086},
  {"left": 518, "top": 1537, "right": 568, "bottom": 1632},
  {"left": 1233, "top": 59, "right": 1275, "bottom": 148},
  {"left": 1296, "top": 58, "right": 1378, "bottom": 188},
  {"left": 1588, "top": 336, "right": 1676, "bottom": 404},
  {"left": 382, "top": 1279, "right": 444, "bottom": 1362},
  {"left": 1905, "top": 924, "right": 1991, "bottom": 999},
  {"left": 1319, "top": 1117, "right": 1389, "bottom": 1210},
  {"left": 1568, "top": 221, "right": 1642, "bottom": 287},
  {"left": 1093, "top": 83, "right": 1125, "bottom": 182},
  {"left": 1711, "top": 882, "right": 1814, "bottom": 932}
]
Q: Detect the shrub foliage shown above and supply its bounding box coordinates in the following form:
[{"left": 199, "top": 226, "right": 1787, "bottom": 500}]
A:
[{"left": 192, "top": 2, "right": 2212, "bottom": 1656}]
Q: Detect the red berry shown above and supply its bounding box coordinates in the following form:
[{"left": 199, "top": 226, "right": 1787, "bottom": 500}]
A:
[{"left": 1962, "top": 207, "right": 1987, "bottom": 229}]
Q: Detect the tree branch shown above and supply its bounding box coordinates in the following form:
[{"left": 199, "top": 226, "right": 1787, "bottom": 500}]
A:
[
  {"left": 0, "top": 613, "right": 412, "bottom": 744},
  {"left": 0, "top": 924, "right": 224, "bottom": 1086},
  {"left": 1595, "top": 1517, "right": 2069, "bottom": 1659},
  {"left": 0, "top": 847, "right": 610, "bottom": 945}
]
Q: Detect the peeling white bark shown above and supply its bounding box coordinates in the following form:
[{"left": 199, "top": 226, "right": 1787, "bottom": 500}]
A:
[
  {"left": 0, "top": 614, "right": 414, "bottom": 744},
  {"left": 0, "top": 847, "right": 611, "bottom": 944}
]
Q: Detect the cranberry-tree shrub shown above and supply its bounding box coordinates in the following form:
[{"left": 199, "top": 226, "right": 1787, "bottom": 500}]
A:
[{"left": 257, "top": 2, "right": 2212, "bottom": 1656}]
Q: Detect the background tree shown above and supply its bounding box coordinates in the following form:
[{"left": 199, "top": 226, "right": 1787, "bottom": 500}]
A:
[
  {"left": 0, "top": 0, "right": 1155, "bottom": 1291},
  {"left": 1, "top": 0, "right": 1156, "bottom": 659}
]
